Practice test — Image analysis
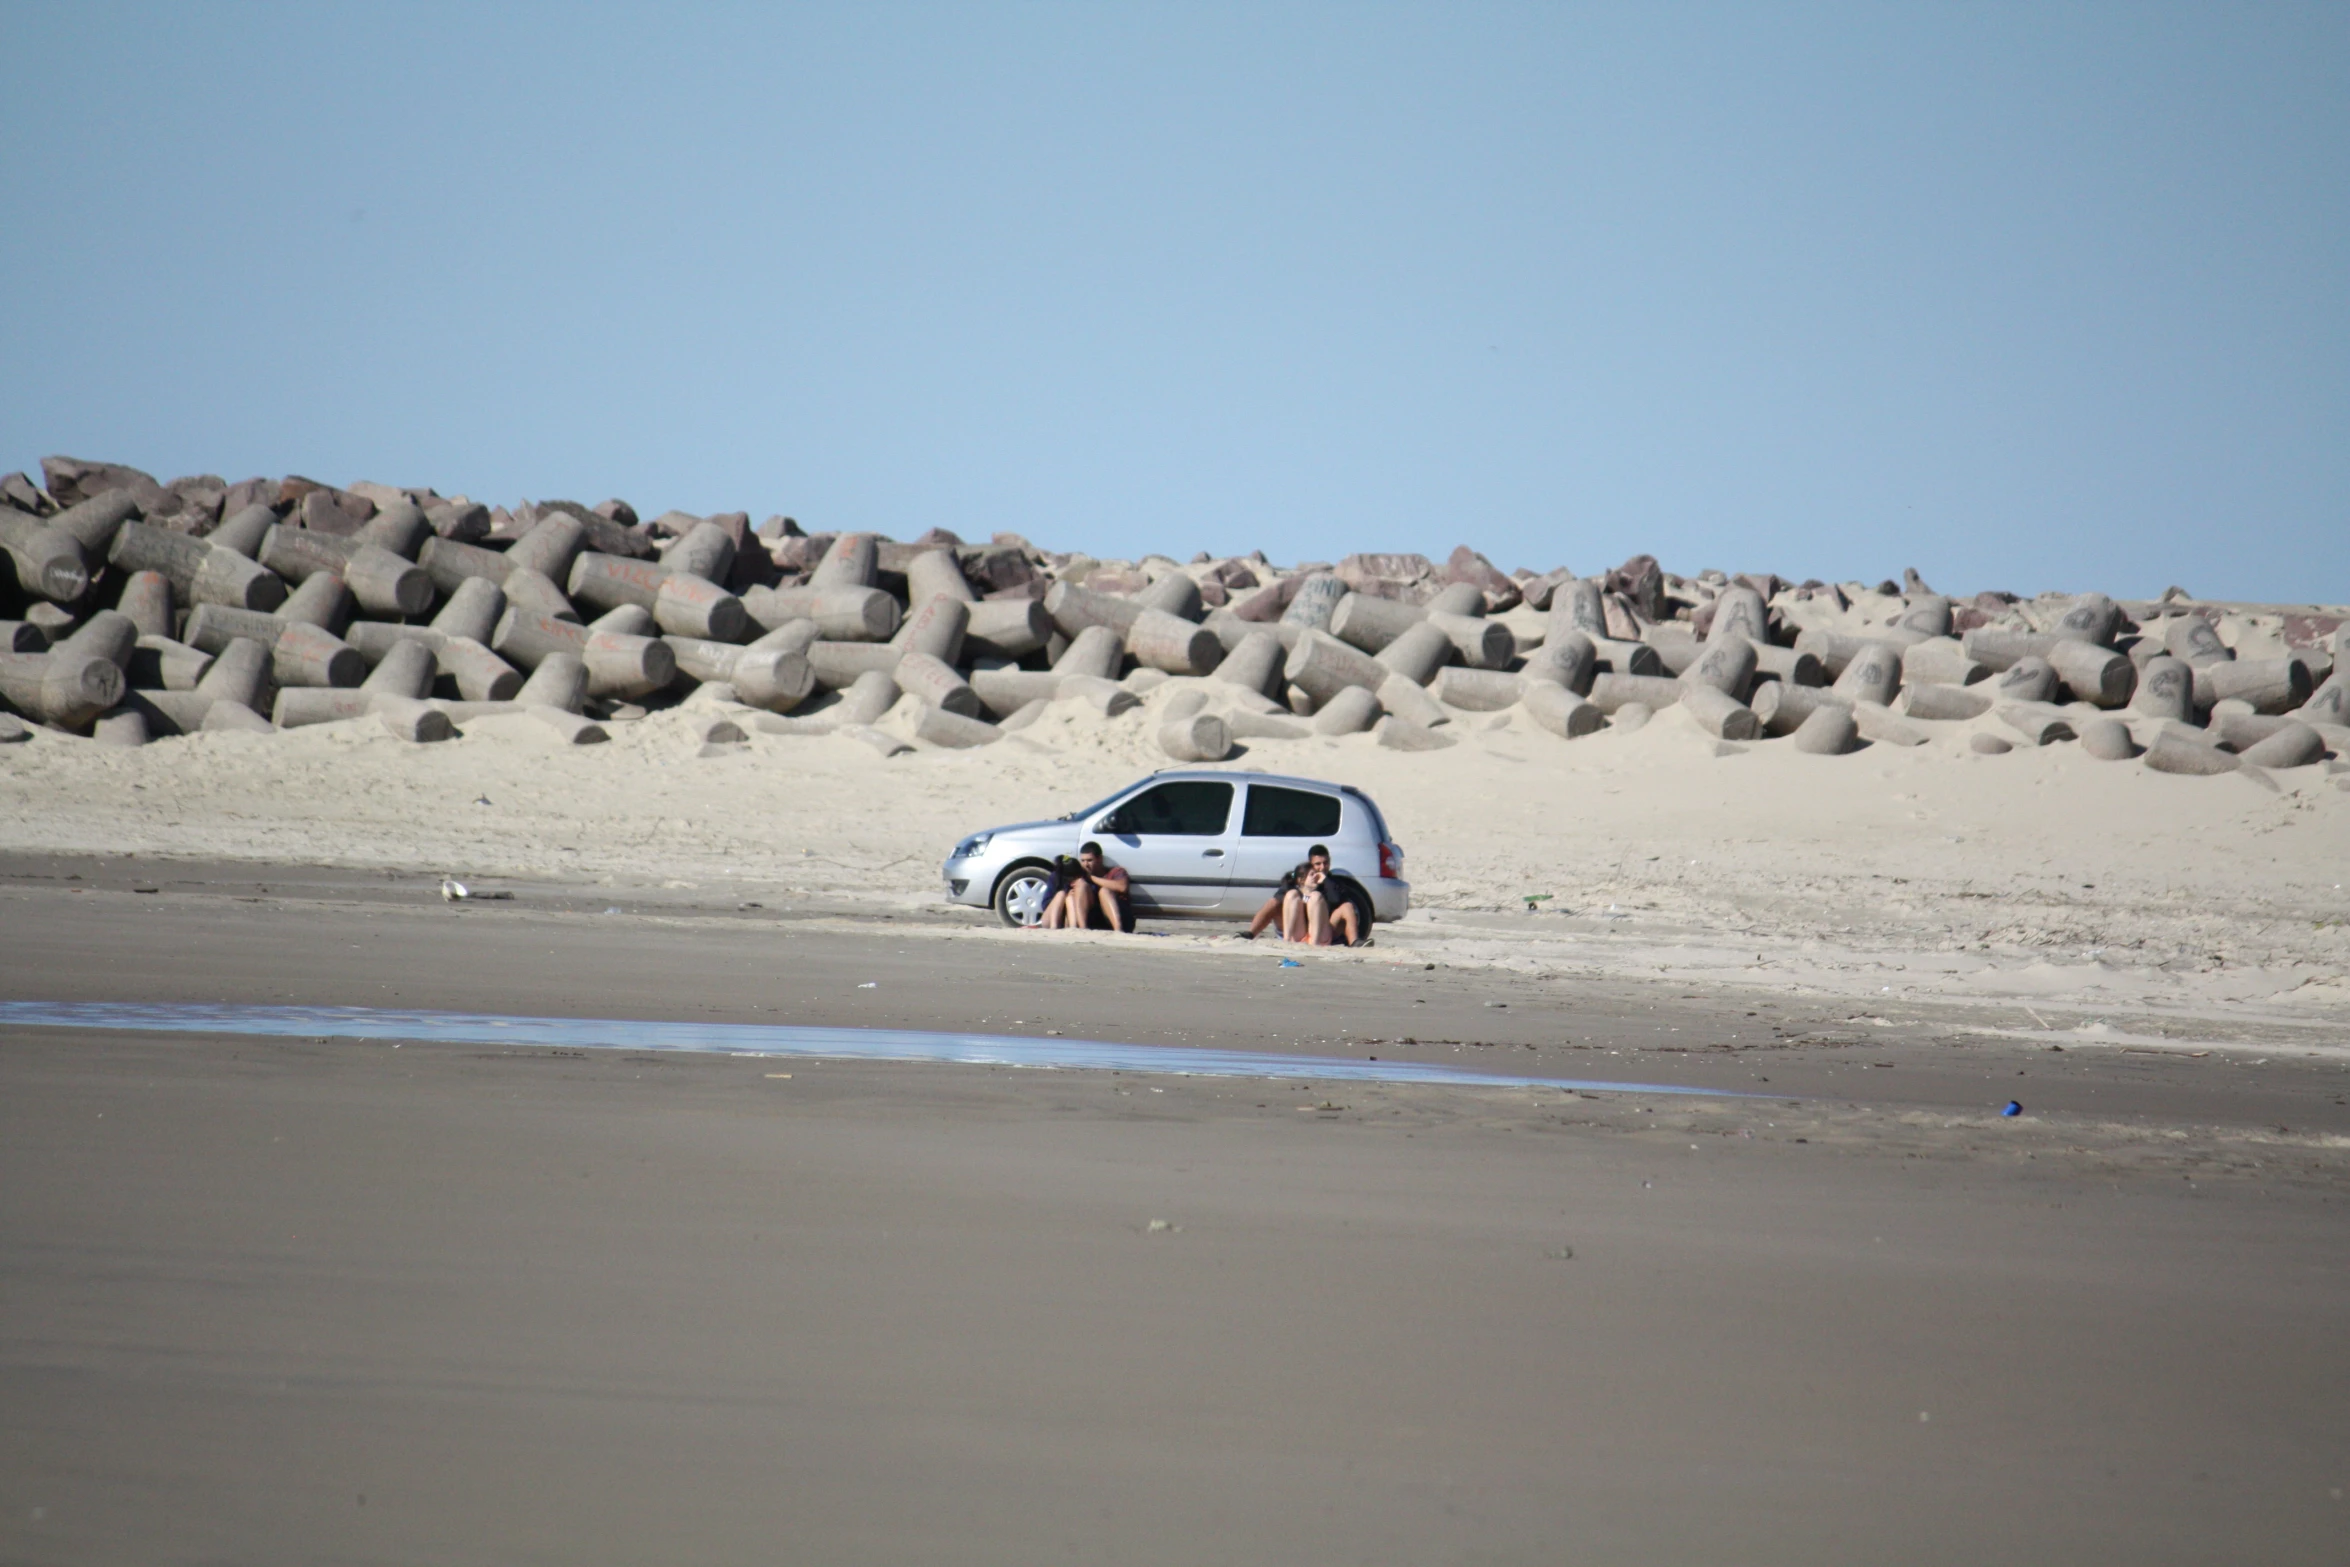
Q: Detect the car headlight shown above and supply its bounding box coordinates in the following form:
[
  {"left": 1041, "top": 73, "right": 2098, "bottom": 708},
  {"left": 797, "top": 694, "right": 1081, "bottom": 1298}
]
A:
[{"left": 951, "top": 833, "right": 992, "bottom": 860}]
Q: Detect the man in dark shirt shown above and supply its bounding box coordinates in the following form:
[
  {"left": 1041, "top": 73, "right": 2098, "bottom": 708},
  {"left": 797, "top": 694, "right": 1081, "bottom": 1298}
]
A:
[
  {"left": 1243, "top": 844, "right": 1361, "bottom": 946},
  {"left": 1041, "top": 841, "right": 1131, "bottom": 933}
]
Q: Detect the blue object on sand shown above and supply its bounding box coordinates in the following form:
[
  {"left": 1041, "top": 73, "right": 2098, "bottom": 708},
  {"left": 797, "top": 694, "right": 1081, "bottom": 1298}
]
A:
[
  {"left": 2003, "top": 1100, "right": 2023, "bottom": 1116},
  {"left": 1279, "top": 958, "right": 1302, "bottom": 967}
]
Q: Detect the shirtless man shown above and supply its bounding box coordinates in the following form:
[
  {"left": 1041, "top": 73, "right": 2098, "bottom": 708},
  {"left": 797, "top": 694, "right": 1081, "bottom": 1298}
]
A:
[{"left": 1041, "top": 841, "right": 1130, "bottom": 933}]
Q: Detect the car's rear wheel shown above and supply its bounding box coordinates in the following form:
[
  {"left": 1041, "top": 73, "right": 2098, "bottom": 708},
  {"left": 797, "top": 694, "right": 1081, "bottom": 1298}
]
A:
[{"left": 994, "top": 863, "right": 1056, "bottom": 928}]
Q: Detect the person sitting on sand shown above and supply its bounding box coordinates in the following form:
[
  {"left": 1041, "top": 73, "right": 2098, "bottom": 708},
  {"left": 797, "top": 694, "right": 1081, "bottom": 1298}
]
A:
[
  {"left": 1246, "top": 844, "right": 1359, "bottom": 946},
  {"left": 1040, "top": 841, "right": 1130, "bottom": 933}
]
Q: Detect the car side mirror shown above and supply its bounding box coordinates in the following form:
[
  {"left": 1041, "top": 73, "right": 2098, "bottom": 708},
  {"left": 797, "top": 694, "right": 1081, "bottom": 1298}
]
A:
[{"left": 1093, "top": 814, "right": 1122, "bottom": 834}]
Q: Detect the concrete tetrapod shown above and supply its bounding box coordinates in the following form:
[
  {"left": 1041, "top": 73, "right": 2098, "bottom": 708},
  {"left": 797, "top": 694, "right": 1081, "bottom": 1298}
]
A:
[
  {"left": 277, "top": 574, "right": 354, "bottom": 633},
  {"left": 1751, "top": 682, "right": 1848, "bottom": 737},
  {"left": 1376, "top": 715, "right": 1457, "bottom": 751},
  {"left": 1901, "top": 638, "right": 1987, "bottom": 688},
  {"left": 54, "top": 611, "right": 139, "bottom": 674},
  {"left": 893, "top": 651, "right": 983, "bottom": 718},
  {"left": 45, "top": 491, "right": 141, "bottom": 557},
  {"left": 1124, "top": 610, "right": 1222, "bottom": 677},
  {"left": 1281, "top": 573, "right": 1347, "bottom": 633},
  {"left": 1612, "top": 702, "right": 1654, "bottom": 733},
  {"left": 1215, "top": 629, "right": 1286, "bottom": 699},
  {"left": 1043, "top": 580, "right": 1145, "bottom": 641},
  {"left": 1549, "top": 579, "right": 1610, "bottom": 643},
  {"left": 2047, "top": 639, "right": 2135, "bottom": 708},
  {"left": 742, "top": 584, "right": 900, "bottom": 642},
  {"left": 1588, "top": 672, "right": 1683, "bottom": 713},
  {"left": 1791, "top": 704, "right": 1859, "bottom": 755},
  {"left": 2054, "top": 592, "right": 2123, "bottom": 646},
  {"left": 2298, "top": 675, "right": 2350, "bottom": 728},
  {"left": 1427, "top": 581, "right": 1486, "bottom": 617},
  {"left": 1832, "top": 641, "right": 1903, "bottom": 707},
  {"left": 108, "top": 522, "right": 286, "bottom": 611},
  {"left": 1374, "top": 621, "right": 1455, "bottom": 687},
  {"left": 894, "top": 595, "right": 970, "bottom": 664},
  {"left": 490, "top": 610, "right": 676, "bottom": 699},
  {"left": 184, "top": 605, "right": 366, "bottom": 689},
  {"left": 2077, "top": 716, "right": 2141, "bottom": 761},
  {"left": 963, "top": 599, "right": 1051, "bottom": 661},
  {"left": 205, "top": 504, "right": 275, "bottom": 560},
  {"left": 1994, "top": 657, "right": 2060, "bottom": 705},
  {"left": 836, "top": 669, "right": 903, "bottom": 727},
  {"left": 1312, "top": 685, "right": 1382, "bottom": 735},
  {"left": 915, "top": 705, "right": 1001, "bottom": 749},
  {"left": 1706, "top": 584, "right": 1770, "bottom": 647},
  {"left": 809, "top": 532, "right": 878, "bottom": 590},
  {"left": 1999, "top": 703, "right": 2077, "bottom": 746},
  {"left": 2239, "top": 722, "right": 2324, "bottom": 769},
  {"left": 117, "top": 571, "right": 173, "bottom": 639},
  {"left": 905, "top": 549, "right": 974, "bottom": 606},
  {"left": 1970, "top": 733, "right": 2014, "bottom": 755},
  {"left": 2196, "top": 658, "right": 2311, "bottom": 715},
  {"left": 664, "top": 522, "right": 737, "bottom": 585},
  {"left": 359, "top": 501, "right": 432, "bottom": 561},
  {"left": 258, "top": 526, "right": 433, "bottom": 617},
  {"left": 1376, "top": 672, "right": 1448, "bottom": 729},
  {"left": 1685, "top": 634, "right": 1758, "bottom": 700},
  {"left": 1901, "top": 683, "right": 1993, "bottom": 721},
  {"left": 505, "top": 514, "right": 587, "bottom": 584},
  {"left": 728, "top": 650, "right": 816, "bottom": 713},
  {"left": 1224, "top": 710, "right": 1310, "bottom": 741},
  {"left": 2143, "top": 728, "right": 2242, "bottom": 776},
  {"left": 1679, "top": 682, "right": 1762, "bottom": 740},
  {"left": 0, "top": 650, "right": 124, "bottom": 727},
  {"left": 1521, "top": 681, "right": 1604, "bottom": 739},
  {"left": 2162, "top": 616, "right": 2232, "bottom": 667},
  {"left": 1135, "top": 572, "right": 1204, "bottom": 622},
  {"left": 1158, "top": 711, "right": 1231, "bottom": 762},
  {"left": 0, "top": 511, "right": 90, "bottom": 602},
  {"left": 1053, "top": 625, "right": 1124, "bottom": 682},
  {"left": 1329, "top": 592, "right": 1424, "bottom": 656},
  {"left": 1521, "top": 630, "right": 1596, "bottom": 695},
  {"left": 129, "top": 637, "right": 211, "bottom": 691},
  {"left": 92, "top": 710, "right": 149, "bottom": 747},
  {"left": 2133, "top": 655, "right": 2196, "bottom": 722},
  {"left": 1433, "top": 667, "right": 1522, "bottom": 712},
  {"left": 803, "top": 641, "right": 903, "bottom": 689},
  {"left": 1895, "top": 594, "right": 1952, "bottom": 638},
  {"left": 1285, "top": 630, "right": 1387, "bottom": 706},
  {"left": 1428, "top": 611, "right": 1513, "bottom": 670},
  {"left": 568, "top": 553, "right": 749, "bottom": 642}
]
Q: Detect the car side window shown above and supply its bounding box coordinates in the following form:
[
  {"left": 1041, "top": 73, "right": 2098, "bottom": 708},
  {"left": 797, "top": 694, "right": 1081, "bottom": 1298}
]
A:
[
  {"left": 1110, "top": 781, "right": 1233, "bottom": 836},
  {"left": 1242, "top": 785, "right": 1342, "bottom": 838}
]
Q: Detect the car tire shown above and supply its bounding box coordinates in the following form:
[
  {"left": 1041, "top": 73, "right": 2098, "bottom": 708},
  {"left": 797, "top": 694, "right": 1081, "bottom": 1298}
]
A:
[{"left": 994, "top": 862, "right": 1057, "bottom": 928}]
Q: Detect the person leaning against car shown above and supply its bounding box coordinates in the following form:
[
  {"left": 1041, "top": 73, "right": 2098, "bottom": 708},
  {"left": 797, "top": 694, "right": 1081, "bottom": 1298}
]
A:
[
  {"left": 1042, "top": 840, "right": 1130, "bottom": 933},
  {"left": 1245, "top": 843, "right": 1361, "bottom": 946}
]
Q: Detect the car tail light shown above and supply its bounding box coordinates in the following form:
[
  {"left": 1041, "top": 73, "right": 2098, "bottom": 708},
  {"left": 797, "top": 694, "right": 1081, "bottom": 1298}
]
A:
[{"left": 1378, "top": 841, "right": 1402, "bottom": 879}]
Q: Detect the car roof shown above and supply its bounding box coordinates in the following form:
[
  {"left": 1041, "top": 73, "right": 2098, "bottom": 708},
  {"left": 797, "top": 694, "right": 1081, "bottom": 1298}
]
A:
[{"left": 1136, "top": 768, "right": 1365, "bottom": 797}]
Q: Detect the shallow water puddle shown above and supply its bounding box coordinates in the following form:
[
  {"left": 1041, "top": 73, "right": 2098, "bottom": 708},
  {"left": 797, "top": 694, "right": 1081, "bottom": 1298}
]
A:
[{"left": 0, "top": 1001, "right": 1747, "bottom": 1097}]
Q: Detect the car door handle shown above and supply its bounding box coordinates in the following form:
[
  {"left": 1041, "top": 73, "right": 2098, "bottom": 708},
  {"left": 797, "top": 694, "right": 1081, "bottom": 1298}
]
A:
[{"left": 1202, "top": 849, "right": 1224, "bottom": 858}]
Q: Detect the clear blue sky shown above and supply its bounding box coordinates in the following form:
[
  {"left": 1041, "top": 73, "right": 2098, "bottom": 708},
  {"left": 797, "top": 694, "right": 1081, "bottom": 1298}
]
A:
[{"left": 3, "top": 3, "right": 2343, "bottom": 601}]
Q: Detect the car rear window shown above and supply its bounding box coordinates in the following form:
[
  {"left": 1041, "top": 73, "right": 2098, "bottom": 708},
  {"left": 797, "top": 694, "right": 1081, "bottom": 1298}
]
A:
[
  {"left": 1242, "top": 785, "right": 1342, "bottom": 838},
  {"left": 1114, "top": 781, "right": 1234, "bottom": 835}
]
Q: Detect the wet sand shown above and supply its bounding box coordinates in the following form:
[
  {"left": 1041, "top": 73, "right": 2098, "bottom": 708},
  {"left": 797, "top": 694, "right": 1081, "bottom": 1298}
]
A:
[{"left": 2, "top": 860, "right": 2347, "bottom": 1564}]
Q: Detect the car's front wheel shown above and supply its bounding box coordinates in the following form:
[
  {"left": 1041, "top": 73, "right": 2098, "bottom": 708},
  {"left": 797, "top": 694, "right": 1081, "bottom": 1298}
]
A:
[{"left": 994, "top": 863, "right": 1056, "bottom": 928}]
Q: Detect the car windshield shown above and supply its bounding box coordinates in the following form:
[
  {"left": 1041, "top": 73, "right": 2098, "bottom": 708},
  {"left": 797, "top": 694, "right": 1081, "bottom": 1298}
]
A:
[{"left": 1055, "top": 786, "right": 1133, "bottom": 823}]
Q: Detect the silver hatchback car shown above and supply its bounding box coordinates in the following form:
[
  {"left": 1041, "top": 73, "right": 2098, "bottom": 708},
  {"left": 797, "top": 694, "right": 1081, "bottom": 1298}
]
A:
[{"left": 943, "top": 769, "right": 1410, "bottom": 934}]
